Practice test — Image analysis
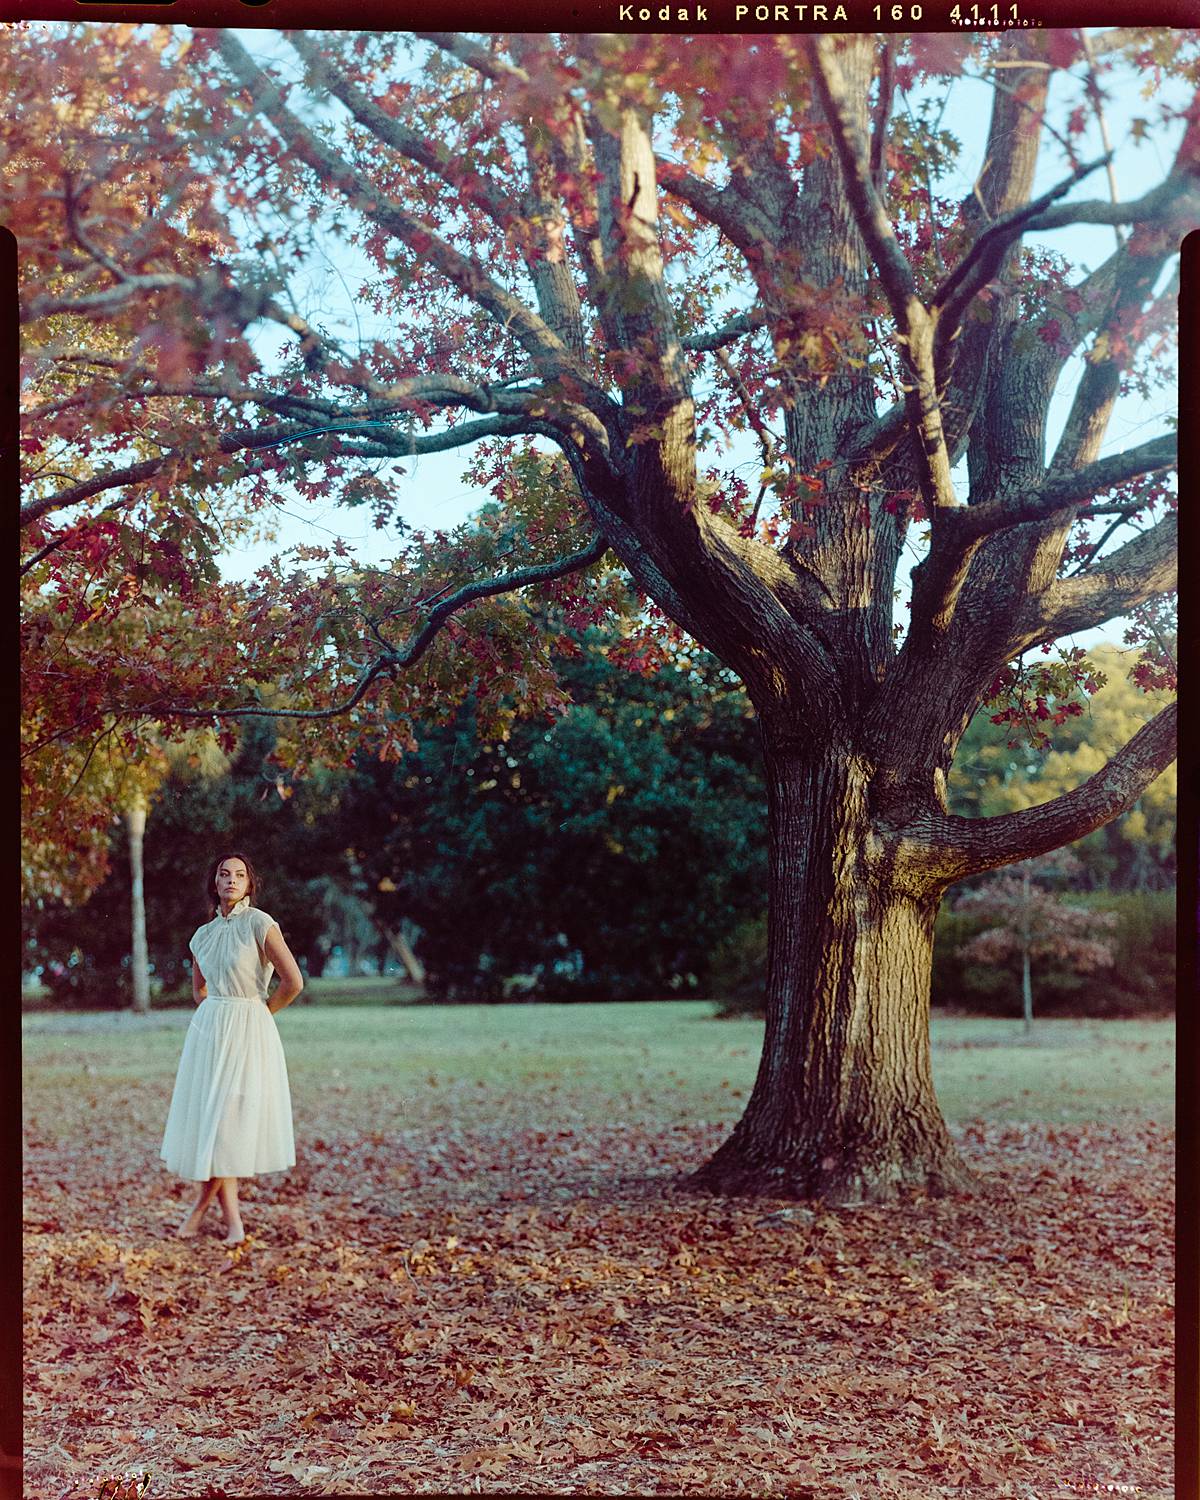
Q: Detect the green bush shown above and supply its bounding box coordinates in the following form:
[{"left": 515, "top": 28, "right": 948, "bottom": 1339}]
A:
[
  {"left": 710, "top": 890, "right": 1175, "bottom": 1019},
  {"left": 709, "top": 915, "right": 768, "bottom": 1017}
]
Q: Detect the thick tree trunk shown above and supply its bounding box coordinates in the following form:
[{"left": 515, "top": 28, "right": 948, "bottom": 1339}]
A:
[{"left": 690, "top": 738, "right": 977, "bottom": 1205}]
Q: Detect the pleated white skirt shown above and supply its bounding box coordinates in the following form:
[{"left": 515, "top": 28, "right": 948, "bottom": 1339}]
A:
[{"left": 160, "top": 995, "right": 295, "bottom": 1181}]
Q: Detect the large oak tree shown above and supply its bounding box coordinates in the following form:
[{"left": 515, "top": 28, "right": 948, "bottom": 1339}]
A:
[{"left": 15, "top": 25, "right": 1189, "bottom": 1200}]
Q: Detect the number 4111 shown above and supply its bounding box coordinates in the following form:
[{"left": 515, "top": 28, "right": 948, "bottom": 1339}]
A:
[{"left": 872, "top": 3, "right": 1022, "bottom": 13}]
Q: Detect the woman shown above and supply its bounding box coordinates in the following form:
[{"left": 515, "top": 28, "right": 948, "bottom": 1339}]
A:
[{"left": 160, "top": 852, "right": 304, "bottom": 1244}]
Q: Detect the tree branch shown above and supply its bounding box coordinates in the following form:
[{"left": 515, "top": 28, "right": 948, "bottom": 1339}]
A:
[
  {"left": 804, "top": 35, "right": 956, "bottom": 515},
  {"left": 413, "top": 31, "right": 529, "bottom": 86},
  {"left": 896, "top": 430, "right": 1175, "bottom": 660},
  {"left": 656, "top": 162, "right": 770, "bottom": 257},
  {"left": 935, "top": 36, "right": 1050, "bottom": 468},
  {"left": 585, "top": 95, "right": 690, "bottom": 402},
  {"left": 869, "top": 39, "right": 894, "bottom": 199},
  {"left": 1050, "top": 263, "right": 1178, "bottom": 474},
  {"left": 713, "top": 346, "right": 778, "bottom": 469},
  {"left": 19, "top": 407, "right": 545, "bottom": 530},
  {"left": 908, "top": 702, "right": 1177, "bottom": 882},
  {"left": 804, "top": 38, "right": 918, "bottom": 322},
  {"left": 931, "top": 152, "right": 1113, "bottom": 376},
  {"left": 1021, "top": 174, "right": 1200, "bottom": 233},
  {"left": 845, "top": 400, "right": 908, "bottom": 466},
  {"left": 21, "top": 272, "right": 215, "bottom": 325},
  {"left": 681, "top": 306, "right": 767, "bottom": 353},
  {"left": 215, "top": 32, "right": 603, "bottom": 399},
  {"left": 145, "top": 534, "right": 610, "bottom": 723},
  {"left": 1021, "top": 511, "right": 1177, "bottom": 645},
  {"left": 286, "top": 32, "right": 519, "bottom": 227},
  {"left": 952, "top": 434, "right": 1177, "bottom": 545}
]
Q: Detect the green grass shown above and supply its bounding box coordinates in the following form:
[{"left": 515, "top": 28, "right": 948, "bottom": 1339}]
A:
[
  {"left": 21, "top": 1004, "right": 1173, "bottom": 1138},
  {"left": 22, "top": 973, "right": 423, "bottom": 1010}
]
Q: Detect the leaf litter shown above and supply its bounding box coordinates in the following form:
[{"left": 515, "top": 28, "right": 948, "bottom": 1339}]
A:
[{"left": 24, "top": 1075, "right": 1172, "bottom": 1498}]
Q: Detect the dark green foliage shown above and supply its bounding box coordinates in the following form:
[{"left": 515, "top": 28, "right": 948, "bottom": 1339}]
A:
[
  {"left": 707, "top": 915, "right": 768, "bottom": 1017},
  {"left": 23, "top": 722, "right": 361, "bottom": 1008},
  {"left": 23, "top": 868, "right": 135, "bottom": 1009},
  {"left": 24, "top": 624, "right": 1175, "bottom": 1013},
  {"left": 23, "top": 628, "right": 769, "bottom": 1006},
  {"left": 344, "top": 630, "right": 768, "bottom": 1000}
]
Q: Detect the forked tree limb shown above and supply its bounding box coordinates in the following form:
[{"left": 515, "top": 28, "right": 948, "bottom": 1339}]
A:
[
  {"left": 954, "top": 435, "right": 1177, "bottom": 544},
  {"left": 904, "top": 701, "right": 1177, "bottom": 882},
  {"left": 898, "top": 431, "right": 1176, "bottom": 656},
  {"left": 931, "top": 152, "right": 1112, "bottom": 378},
  {"left": 1019, "top": 511, "right": 1177, "bottom": 646},
  {"left": 804, "top": 34, "right": 956, "bottom": 516},
  {"left": 141, "top": 534, "right": 611, "bottom": 723},
  {"left": 216, "top": 32, "right": 604, "bottom": 403}
]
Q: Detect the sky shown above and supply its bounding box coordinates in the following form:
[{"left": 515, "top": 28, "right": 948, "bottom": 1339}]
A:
[{"left": 211, "top": 28, "right": 1184, "bottom": 659}]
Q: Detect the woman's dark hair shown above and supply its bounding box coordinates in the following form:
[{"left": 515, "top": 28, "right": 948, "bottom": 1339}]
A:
[{"left": 205, "top": 851, "right": 260, "bottom": 913}]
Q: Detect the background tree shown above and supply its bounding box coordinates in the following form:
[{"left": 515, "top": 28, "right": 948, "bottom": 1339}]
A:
[
  {"left": 15, "top": 27, "right": 1188, "bottom": 1201},
  {"left": 22, "top": 730, "right": 225, "bottom": 1007},
  {"left": 346, "top": 617, "right": 767, "bottom": 998},
  {"left": 953, "top": 852, "right": 1117, "bottom": 1034},
  {"left": 125, "top": 790, "right": 150, "bottom": 1013},
  {"left": 24, "top": 616, "right": 769, "bottom": 1005},
  {"left": 949, "top": 644, "right": 1177, "bottom": 890}
]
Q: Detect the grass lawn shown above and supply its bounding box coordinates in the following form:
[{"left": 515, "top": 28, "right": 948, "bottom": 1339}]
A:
[
  {"left": 23, "top": 1006, "right": 1174, "bottom": 1499},
  {"left": 22, "top": 1003, "right": 1174, "bottom": 1139}
]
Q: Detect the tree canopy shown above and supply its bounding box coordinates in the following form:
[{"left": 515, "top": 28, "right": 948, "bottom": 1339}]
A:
[
  {"left": 16, "top": 26, "right": 1186, "bottom": 901},
  {"left": 14, "top": 23, "right": 1188, "bottom": 1200}
]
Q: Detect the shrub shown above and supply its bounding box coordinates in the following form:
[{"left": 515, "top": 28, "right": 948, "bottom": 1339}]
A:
[{"left": 709, "top": 915, "right": 768, "bottom": 1017}]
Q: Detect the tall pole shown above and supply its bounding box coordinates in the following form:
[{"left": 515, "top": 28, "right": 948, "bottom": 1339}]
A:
[
  {"left": 1021, "top": 866, "right": 1033, "bottom": 1036},
  {"left": 127, "top": 795, "right": 150, "bottom": 1014}
]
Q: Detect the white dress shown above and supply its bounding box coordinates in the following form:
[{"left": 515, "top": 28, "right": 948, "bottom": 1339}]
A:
[{"left": 159, "top": 896, "right": 296, "bottom": 1181}]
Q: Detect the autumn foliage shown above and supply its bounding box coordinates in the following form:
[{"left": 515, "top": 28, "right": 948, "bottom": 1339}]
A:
[
  {"left": 14, "top": 23, "right": 1187, "bottom": 1200},
  {"left": 23, "top": 1011, "right": 1175, "bottom": 1497},
  {"left": 955, "top": 853, "right": 1118, "bottom": 1032},
  {"left": 15, "top": 25, "right": 1186, "bottom": 901}
]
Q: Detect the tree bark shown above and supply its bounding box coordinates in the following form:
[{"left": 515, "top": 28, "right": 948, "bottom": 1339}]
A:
[
  {"left": 689, "top": 736, "right": 977, "bottom": 1205},
  {"left": 126, "top": 797, "right": 150, "bottom": 1015}
]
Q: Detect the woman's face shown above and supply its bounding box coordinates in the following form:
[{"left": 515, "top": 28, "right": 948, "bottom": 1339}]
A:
[{"left": 215, "top": 859, "right": 250, "bottom": 907}]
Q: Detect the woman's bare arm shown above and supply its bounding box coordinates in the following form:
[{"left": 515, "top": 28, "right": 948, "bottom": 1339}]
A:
[
  {"left": 191, "top": 959, "right": 207, "bottom": 1006},
  {"left": 263, "top": 926, "right": 304, "bottom": 1015}
]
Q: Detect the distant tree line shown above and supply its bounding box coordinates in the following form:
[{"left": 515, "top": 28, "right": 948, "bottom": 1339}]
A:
[
  {"left": 23, "top": 623, "right": 768, "bottom": 1005},
  {"left": 23, "top": 637, "right": 1173, "bottom": 1013}
]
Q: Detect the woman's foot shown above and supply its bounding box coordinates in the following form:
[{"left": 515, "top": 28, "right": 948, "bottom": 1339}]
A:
[
  {"left": 176, "top": 1207, "right": 207, "bottom": 1238},
  {"left": 221, "top": 1217, "right": 245, "bottom": 1245}
]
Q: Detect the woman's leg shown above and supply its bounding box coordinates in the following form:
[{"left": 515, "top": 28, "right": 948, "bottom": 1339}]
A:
[
  {"left": 216, "top": 1177, "right": 244, "bottom": 1244},
  {"left": 177, "top": 1177, "right": 221, "bottom": 1237}
]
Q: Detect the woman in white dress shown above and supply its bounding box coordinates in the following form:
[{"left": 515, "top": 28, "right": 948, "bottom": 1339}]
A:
[{"left": 160, "top": 852, "right": 304, "bottom": 1244}]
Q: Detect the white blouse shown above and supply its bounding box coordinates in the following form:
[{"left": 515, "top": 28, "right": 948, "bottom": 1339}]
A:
[{"left": 189, "top": 896, "right": 280, "bottom": 1002}]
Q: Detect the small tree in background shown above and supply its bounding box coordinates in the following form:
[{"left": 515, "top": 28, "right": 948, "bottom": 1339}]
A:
[{"left": 955, "top": 853, "right": 1116, "bottom": 1035}]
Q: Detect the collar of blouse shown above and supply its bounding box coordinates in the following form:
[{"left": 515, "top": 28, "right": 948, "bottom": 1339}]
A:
[{"left": 214, "top": 895, "right": 252, "bottom": 921}]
